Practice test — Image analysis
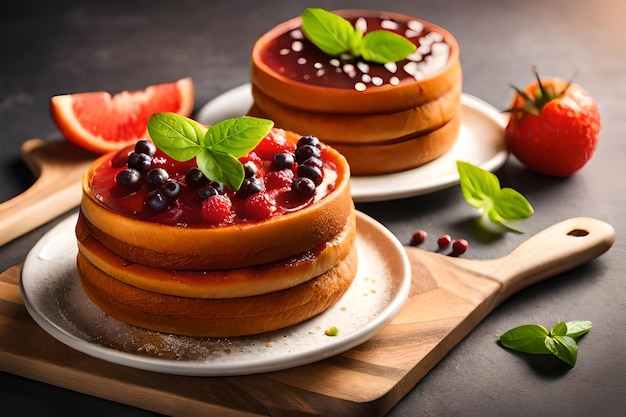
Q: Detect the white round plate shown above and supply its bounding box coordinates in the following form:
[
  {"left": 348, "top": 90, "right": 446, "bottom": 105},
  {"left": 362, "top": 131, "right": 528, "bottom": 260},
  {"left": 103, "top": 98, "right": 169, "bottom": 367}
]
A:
[
  {"left": 20, "top": 211, "right": 411, "bottom": 377},
  {"left": 196, "top": 83, "right": 509, "bottom": 202}
]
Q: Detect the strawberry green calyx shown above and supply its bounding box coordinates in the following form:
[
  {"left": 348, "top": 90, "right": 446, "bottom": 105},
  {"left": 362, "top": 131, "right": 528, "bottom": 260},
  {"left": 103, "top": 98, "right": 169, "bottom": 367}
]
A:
[{"left": 506, "top": 68, "right": 571, "bottom": 117}]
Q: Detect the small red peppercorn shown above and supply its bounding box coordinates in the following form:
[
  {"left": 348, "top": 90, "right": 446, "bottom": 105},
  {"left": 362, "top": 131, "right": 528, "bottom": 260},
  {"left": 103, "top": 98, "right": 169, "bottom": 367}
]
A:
[
  {"left": 451, "top": 239, "right": 468, "bottom": 256},
  {"left": 411, "top": 229, "right": 427, "bottom": 245},
  {"left": 437, "top": 234, "right": 452, "bottom": 250}
]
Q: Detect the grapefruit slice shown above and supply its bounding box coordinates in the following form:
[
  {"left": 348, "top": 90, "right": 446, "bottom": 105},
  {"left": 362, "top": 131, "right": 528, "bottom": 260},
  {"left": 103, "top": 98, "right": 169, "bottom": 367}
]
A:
[{"left": 50, "top": 77, "right": 195, "bottom": 154}]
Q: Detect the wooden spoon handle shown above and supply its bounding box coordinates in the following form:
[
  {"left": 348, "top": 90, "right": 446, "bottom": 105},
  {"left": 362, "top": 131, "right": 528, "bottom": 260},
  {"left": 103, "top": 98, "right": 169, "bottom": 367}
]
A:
[
  {"left": 0, "top": 139, "right": 95, "bottom": 247},
  {"left": 454, "top": 217, "right": 616, "bottom": 301}
]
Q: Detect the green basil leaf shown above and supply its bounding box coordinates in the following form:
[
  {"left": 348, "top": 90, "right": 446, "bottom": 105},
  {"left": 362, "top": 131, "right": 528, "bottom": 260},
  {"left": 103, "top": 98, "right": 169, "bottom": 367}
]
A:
[
  {"left": 457, "top": 160, "right": 501, "bottom": 208},
  {"left": 551, "top": 321, "right": 568, "bottom": 337},
  {"left": 487, "top": 206, "right": 505, "bottom": 225},
  {"left": 300, "top": 8, "right": 415, "bottom": 63},
  {"left": 566, "top": 321, "right": 592, "bottom": 339},
  {"left": 544, "top": 335, "right": 558, "bottom": 355},
  {"left": 494, "top": 187, "right": 534, "bottom": 221},
  {"left": 348, "top": 29, "right": 364, "bottom": 57},
  {"left": 502, "top": 321, "right": 589, "bottom": 368},
  {"left": 499, "top": 324, "right": 551, "bottom": 354},
  {"left": 301, "top": 8, "right": 357, "bottom": 56},
  {"left": 204, "top": 116, "right": 273, "bottom": 158},
  {"left": 552, "top": 335, "right": 578, "bottom": 367},
  {"left": 457, "top": 160, "right": 533, "bottom": 232},
  {"left": 196, "top": 149, "right": 245, "bottom": 191},
  {"left": 361, "top": 30, "right": 417, "bottom": 63},
  {"left": 147, "top": 112, "right": 204, "bottom": 161}
]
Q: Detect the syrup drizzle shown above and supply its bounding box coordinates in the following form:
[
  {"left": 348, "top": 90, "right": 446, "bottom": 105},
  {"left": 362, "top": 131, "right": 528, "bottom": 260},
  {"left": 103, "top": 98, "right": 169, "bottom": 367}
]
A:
[{"left": 261, "top": 16, "right": 451, "bottom": 91}]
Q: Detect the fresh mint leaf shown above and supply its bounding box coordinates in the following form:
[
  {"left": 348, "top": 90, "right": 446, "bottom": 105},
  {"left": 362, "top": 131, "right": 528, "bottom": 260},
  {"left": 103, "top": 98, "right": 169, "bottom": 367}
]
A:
[
  {"left": 499, "top": 324, "right": 551, "bottom": 354},
  {"left": 147, "top": 112, "right": 204, "bottom": 161},
  {"left": 457, "top": 160, "right": 533, "bottom": 233},
  {"left": 500, "top": 320, "right": 591, "bottom": 367},
  {"left": 148, "top": 113, "right": 272, "bottom": 191},
  {"left": 361, "top": 30, "right": 418, "bottom": 63},
  {"left": 204, "top": 117, "right": 273, "bottom": 158},
  {"left": 300, "top": 8, "right": 416, "bottom": 64}
]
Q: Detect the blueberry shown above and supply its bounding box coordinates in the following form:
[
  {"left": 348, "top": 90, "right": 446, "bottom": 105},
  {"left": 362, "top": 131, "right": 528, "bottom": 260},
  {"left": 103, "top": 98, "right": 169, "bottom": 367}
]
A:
[
  {"left": 115, "top": 168, "right": 141, "bottom": 188},
  {"left": 291, "top": 177, "right": 316, "bottom": 199},
  {"left": 243, "top": 161, "right": 258, "bottom": 178},
  {"left": 134, "top": 140, "right": 157, "bottom": 156},
  {"left": 209, "top": 180, "right": 225, "bottom": 195},
  {"left": 127, "top": 152, "right": 152, "bottom": 173},
  {"left": 301, "top": 156, "right": 322, "bottom": 169},
  {"left": 162, "top": 180, "right": 181, "bottom": 198},
  {"left": 297, "top": 164, "right": 323, "bottom": 186},
  {"left": 146, "top": 190, "right": 168, "bottom": 212},
  {"left": 185, "top": 167, "right": 209, "bottom": 188},
  {"left": 238, "top": 177, "right": 264, "bottom": 197},
  {"left": 295, "top": 144, "right": 321, "bottom": 164},
  {"left": 272, "top": 152, "right": 295, "bottom": 170},
  {"left": 146, "top": 168, "right": 170, "bottom": 188},
  {"left": 198, "top": 185, "right": 219, "bottom": 200},
  {"left": 297, "top": 135, "right": 320, "bottom": 148}
]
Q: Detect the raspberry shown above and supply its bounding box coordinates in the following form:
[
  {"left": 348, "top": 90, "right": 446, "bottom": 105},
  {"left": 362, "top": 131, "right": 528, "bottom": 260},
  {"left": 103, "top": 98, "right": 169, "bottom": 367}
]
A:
[
  {"left": 252, "top": 130, "right": 293, "bottom": 160},
  {"left": 243, "top": 192, "right": 277, "bottom": 220},
  {"left": 239, "top": 152, "right": 262, "bottom": 166},
  {"left": 265, "top": 169, "right": 294, "bottom": 190},
  {"left": 200, "top": 194, "right": 232, "bottom": 225}
]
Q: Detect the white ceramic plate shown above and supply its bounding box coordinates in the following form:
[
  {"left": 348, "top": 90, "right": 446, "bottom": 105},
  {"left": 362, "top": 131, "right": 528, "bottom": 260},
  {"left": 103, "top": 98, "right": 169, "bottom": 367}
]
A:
[
  {"left": 196, "top": 83, "right": 509, "bottom": 202},
  {"left": 20, "top": 211, "right": 411, "bottom": 376}
]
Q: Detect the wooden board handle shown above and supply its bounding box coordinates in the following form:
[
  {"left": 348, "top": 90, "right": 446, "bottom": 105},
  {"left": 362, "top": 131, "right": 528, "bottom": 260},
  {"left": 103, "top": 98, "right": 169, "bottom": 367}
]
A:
[
  {"left": 453, "top": 217, "right": 616, "bottom": 301},
  {"left": 0, "top": 139, "right": 96, "bottom": 247}
]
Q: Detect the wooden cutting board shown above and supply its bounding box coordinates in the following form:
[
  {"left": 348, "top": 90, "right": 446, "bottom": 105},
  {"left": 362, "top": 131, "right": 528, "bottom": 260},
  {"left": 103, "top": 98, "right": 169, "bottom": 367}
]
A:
[
  {"left": 0, "top": 217, "right": 615, "bottom": 417},
  {"left": 0, "top": 138, "right": 97, "bottom": 246}
]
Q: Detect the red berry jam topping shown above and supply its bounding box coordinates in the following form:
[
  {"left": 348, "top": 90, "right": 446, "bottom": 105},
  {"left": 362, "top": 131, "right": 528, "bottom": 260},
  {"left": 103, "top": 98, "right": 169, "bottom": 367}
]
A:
[
  {"left": 90, "top": 131, "right": 339, "bottom": 227},
  {"left": 261, "top": 15, "right": 451, "bottom": 91}
]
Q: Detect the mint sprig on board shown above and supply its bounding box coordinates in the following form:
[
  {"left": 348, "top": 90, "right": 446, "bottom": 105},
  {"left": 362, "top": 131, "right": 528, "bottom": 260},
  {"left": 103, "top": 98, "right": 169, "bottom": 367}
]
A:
[
  {"left": 300, "top": 8, "right": 417, "bottom": 64},
  {"left": 147, "top": 113, "right": 273, "bottom": 191},
  {"left": 457, "top": 161, "right": 534, "bottom": 233},
  {"left": 500, "top": 321, "right": 592, "bottom": 367}
]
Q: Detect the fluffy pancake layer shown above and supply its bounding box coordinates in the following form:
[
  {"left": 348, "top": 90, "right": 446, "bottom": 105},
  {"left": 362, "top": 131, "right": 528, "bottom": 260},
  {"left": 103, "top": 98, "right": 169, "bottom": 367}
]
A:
[
  {"left": 77, "top": 209, "right": 356, "bottom": 298},
  {"left": 330, "top": 111, "right": 461, "bottom": 176},
  {"left": 250, "top": 80, "right": 462, "bottom": 144},
  {"left": 77, "top": 244, "right": 358, "bottom": 338}
]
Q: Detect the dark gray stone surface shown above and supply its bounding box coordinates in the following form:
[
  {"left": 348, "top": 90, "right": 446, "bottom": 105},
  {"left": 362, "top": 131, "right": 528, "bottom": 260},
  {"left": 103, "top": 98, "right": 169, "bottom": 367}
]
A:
[{"left": 1, "top": 1, "right": 624, "bottom": 415}]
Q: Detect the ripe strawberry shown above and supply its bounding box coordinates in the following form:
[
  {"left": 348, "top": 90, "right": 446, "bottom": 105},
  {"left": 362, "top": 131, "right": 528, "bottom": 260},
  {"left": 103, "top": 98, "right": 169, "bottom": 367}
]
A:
[
  {"left": 200, "top": 194, "right": 232, "bottom": 224},
  {"left": 504, "top": 71, "right": 601, "bottom": 177}
]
